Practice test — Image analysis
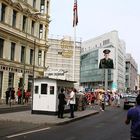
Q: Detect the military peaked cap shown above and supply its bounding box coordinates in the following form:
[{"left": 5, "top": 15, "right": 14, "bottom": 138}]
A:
[{"left": 103, "top": 49, "right": 110, "bottom": 54}]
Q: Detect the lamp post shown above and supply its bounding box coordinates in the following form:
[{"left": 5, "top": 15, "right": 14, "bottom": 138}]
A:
[
  {"left": 21, "top": 15, "right": 28, "bottom": 104},
  {"left": 31, "top": 13, "right": 43, "bottom": 111},
  {"left": 31, "top": 38, "right": 36, "bottom": 111},
  {"left": 31, "top": 12, "right": 48, "bottom": 111}
]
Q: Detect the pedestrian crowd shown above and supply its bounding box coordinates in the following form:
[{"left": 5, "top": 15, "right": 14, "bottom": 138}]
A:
[
  {"left": 5, "top": 87, "right": 31, "bottom": 105},
  {"left": 84, "top": 90, "right": 121, "bottom": 111},
  {"left": 57, "top": 87, "right": 140, "bottom": 140},
  {"left": 57, "top": 88, "right": 121, "bottom": 119}
]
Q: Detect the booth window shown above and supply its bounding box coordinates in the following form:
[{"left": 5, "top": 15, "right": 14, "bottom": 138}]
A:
[
  {"left": 35, "top": 86, "right": 39, "bottom": 94},
  {"left": 41, "top": 84, "right": 47, "bottom": 94},
  {"left": 50, "top": 86, "right": 54, "bottom": 95}
]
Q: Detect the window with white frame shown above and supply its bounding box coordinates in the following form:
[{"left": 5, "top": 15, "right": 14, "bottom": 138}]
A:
[
  {"left": 22, "top": 15, "right": 27, "bottom": 32},
  {"left": 11, "top": 42, "right": 15, "bottom": 61},
  {"left": 1, "top": 3, "right": 6, "bottom": 22},
  {"left": 39, "top": 24, "right": 43, "bottom": 39},
  {"left": 8, "top": 72, "right": 14, "bottom": 88},
  {"left": 12, "top": 10, "right": 17, "bottom": 27},
  {"left": 41, "top": 83, "right": 48, "bottom": 94},
  {"left": 103, "top": 39, "right": 110, "bottom": 45},
  {"left": 0, "top": 38, "right": 4, "bottom": 58},
  {"left": 33, "top": 0, "right": 36, "bottom": 8},
  {"left": 38, "top": 50, "right": 42, "bottom": 66},
  {"left": 31, "top": 20, "right": 35, "bottom": 35},
  {"left": 30, "top": 49, "right": 33, "bottom": 65},
  {"left": 40, "top": 0, "right": 45, "bottom": 13},
  {"left": 21, "top": 46, "right": 25, "bottom": 63}
]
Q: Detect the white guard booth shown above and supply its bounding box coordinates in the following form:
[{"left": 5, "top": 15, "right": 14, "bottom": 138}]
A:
[{"left": 32, "top": 77, "right": 74, "bottom": 115}]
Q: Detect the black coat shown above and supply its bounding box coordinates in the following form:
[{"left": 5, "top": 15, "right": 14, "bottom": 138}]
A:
[
  {"left": 99, "top": 58, "right": 114, "bottom": 69},
  {"left": 5, "top": 90, "right": 10, "bottom": 98},
  {"left": 58, "top": 93, "right": 66, "bottom": 105}
]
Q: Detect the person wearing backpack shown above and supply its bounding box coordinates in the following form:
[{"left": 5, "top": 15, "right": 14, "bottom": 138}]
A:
[{"left": 125, "top": 94, "right": 140, "bottom": 140}]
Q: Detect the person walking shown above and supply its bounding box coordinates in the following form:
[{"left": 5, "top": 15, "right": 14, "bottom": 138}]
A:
[
  {"left": 11, "top": 87, "right": 15, "bottom": 104},
  {"left": 17, "top": 88, "right": 22, "bottom": 104},
  {"left": 125, "top": 94, "right": 140, "bottom": 140},
  {"left": 69, "top": 88, "right": 76, "bottom": 118},
  {"left": 116, "top": 92, "right": 120, "bottom": 107},
  {"left": 5, "top": 88, "right": 10, "bottom": 105},
  {"left": 100, "top": 92, "right": 105, "bottom": 111},
  {"left": 25, "top": 90, "right": 30, "bottom": 104},
  {"left": 58, "top": 88, "right": 66, "bottom": 118},
  {"left": 97, "top": 91, "right": 105, "bottom": 111}
]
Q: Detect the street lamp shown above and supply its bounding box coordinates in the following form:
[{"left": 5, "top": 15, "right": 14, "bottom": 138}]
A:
[
  {"left": 21, "top": 14, "right": 28, "bottom": 104},
  {"left": 31, "top": 38, "right": 36, "bottom": 110},
  {"left": 31, "top": 12, "right": 49, "bottom": 111}
]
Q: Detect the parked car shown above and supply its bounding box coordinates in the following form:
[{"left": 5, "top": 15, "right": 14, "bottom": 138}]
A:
[{"left": 123, "top": 95, "right": 137, "bottom": 110}]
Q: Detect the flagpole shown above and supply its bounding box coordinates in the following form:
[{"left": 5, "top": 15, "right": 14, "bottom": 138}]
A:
[
  {"left": 73, "top": 25, "right": 76, "bottom": 81},
  {"left": 72, "top": 0, "right": 78, "bottom": 81}
]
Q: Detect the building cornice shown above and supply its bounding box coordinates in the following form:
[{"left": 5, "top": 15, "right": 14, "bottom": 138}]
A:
[
  {"left": 0, "top": 24, "right": 48, "bottom": 48},
  {"left": 2, "top": 0, "right": 13, "bottom": 5},
  {"left": 12, "top": 2, "right": 23, "bottom": 11}
]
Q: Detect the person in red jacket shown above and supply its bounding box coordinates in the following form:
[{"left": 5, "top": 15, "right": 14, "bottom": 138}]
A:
[
  {"left": 17, "top": 88, "right": 22, "bottom": 104},
  {"left": 25, "top": 90, "right": 30, "bottom": 104}
]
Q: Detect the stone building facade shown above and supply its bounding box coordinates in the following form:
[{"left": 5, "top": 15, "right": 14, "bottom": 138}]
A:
[
  {"left": 125, "top": 53, "right": 138, "bottom": 92},
  {"left": 0, "top": 0, "right": 50, "bottom": 100}
]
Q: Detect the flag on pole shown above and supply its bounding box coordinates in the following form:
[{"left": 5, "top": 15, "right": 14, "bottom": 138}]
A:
[{"left": 73, "top": 0, "right": 78, "bottom": 27}]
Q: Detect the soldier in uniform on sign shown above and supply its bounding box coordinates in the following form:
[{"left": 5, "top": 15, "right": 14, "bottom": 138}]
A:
[{"left": 99, "top": 49, "right": 114, "bottom": 69}]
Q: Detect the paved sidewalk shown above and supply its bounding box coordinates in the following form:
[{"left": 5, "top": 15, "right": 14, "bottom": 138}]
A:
[
  {"left": 0, "top": 103, "right": 31, "bottom": 108},
  {"left": 0, "top": 102, "right": 99, "bottom": 126},
  {"left": 0, "top": 103, "right": 31, "bottom": 114},
  {"left": 0, "top": 108, "right": 99, "bottom": 126}
]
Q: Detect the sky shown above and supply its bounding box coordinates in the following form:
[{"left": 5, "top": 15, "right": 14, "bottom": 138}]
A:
[{"left": 49, "top": 0, "right": 140, "bottom": 73}]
